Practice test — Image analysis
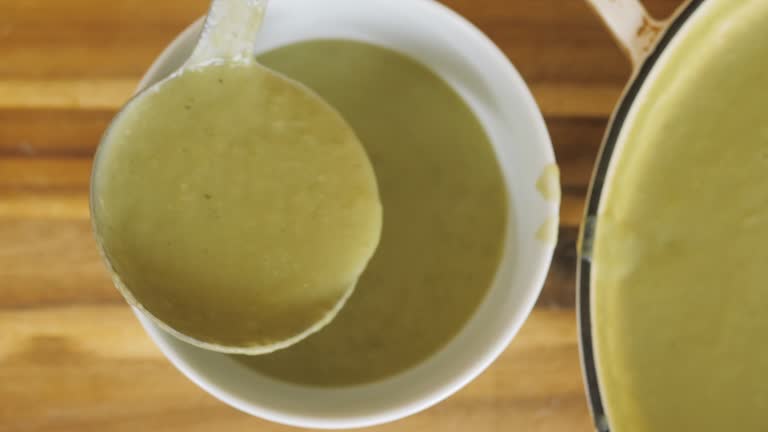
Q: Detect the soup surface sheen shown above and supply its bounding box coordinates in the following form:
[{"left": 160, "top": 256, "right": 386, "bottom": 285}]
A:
[{"left": 593, "top": 1, "right": 768, "bottom": 431}]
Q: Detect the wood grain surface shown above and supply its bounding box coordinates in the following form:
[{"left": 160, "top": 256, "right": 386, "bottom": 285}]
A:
[{"left": 0, "top": 1, "right": 684, "bottom": 431}]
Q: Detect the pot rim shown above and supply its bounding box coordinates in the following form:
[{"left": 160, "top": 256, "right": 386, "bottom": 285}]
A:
[{"left": 576, "top": 0, "right": 707, "bottom": 430}]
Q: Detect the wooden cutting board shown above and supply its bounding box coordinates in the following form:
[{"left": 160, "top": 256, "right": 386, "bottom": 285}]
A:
[{"left": 0, "top": 1, "right": 683, "bottom": 430}]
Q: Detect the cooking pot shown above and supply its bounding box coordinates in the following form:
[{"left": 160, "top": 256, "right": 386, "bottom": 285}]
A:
[{"left": 577, "top": 0, "right": 717, "bottom": 430}]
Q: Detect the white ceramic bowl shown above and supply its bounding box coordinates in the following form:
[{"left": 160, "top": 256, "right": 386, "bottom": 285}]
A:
[{"left": 133, "top": 0, "right": 558, "bottom": 428}]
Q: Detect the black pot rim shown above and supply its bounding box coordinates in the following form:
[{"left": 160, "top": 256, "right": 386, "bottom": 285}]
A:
[{"left": 576, "top": 0, "right": 708, "bottom": 430}]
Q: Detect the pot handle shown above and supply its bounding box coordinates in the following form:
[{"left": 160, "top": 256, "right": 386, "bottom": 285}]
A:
[{"left": 585, "top": 0, "right": 667, "bottom": 68}]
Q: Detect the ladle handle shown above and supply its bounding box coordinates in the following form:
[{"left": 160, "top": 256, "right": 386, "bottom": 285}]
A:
[
  {"left": 186, "top": 0, "right": 269, "bottom": 66},
  {"left": 584, "top": 0, "right": 668, "bottom": 69}
]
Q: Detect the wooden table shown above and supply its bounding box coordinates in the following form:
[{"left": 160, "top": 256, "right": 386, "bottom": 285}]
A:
[{"left": 0, "top": 1, "right": 684, "bottom": 430}]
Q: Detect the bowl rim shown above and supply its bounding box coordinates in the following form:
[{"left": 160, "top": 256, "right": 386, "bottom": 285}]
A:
[{"left": 130, "top": 0, "right": 558, "bottom": 428}]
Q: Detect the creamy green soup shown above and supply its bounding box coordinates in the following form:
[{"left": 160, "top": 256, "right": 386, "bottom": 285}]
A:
[
  {"left": 92, "top": 57, "right": 381, "bottom": 352},
  {"left": 593, "top": 1, "right": 768, "bottom": 430},
  {"left": 235, "top": 39, "right": 508, "bottom": 386}
]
